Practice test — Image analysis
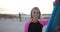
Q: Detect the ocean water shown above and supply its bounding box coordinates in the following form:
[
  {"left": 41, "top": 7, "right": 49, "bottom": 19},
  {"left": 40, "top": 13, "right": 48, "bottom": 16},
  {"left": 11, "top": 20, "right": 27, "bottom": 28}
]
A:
[{"left": 0, "top": 18, "right": 28, "bottom": 32}]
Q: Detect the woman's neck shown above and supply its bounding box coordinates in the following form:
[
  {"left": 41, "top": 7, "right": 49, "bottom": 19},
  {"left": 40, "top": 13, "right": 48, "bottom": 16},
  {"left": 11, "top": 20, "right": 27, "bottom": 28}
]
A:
[{"left": 31, "top": 19, "right": 38, "bottom": 23}]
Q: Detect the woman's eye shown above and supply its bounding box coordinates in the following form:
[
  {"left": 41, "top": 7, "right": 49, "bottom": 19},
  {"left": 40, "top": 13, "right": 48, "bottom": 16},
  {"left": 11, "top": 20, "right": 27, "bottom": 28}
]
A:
[
  {"left": 33, "top": 12, "right": 35, "bottom": 14},
  {"left": 37, "top": 12, "right": 39, "bottom": 14}
]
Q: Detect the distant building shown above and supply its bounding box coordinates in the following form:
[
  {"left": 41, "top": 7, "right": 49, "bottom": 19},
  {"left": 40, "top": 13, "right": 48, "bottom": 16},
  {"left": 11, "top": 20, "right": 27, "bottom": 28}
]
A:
[
  {"left": 41, "top": 14, "right": 51, "bottom": 20},
  {"left": 0, "top": 14, "right": 18, "bottom": 18},
  {"left": 0, "top": 14, "right": 20, "bottom": 22}
]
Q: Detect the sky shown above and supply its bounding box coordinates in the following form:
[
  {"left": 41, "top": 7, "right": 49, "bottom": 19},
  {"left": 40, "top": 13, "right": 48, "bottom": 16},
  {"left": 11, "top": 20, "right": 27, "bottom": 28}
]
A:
[{"left": 0, "top": 0, "right": 55, "bottom": 14}]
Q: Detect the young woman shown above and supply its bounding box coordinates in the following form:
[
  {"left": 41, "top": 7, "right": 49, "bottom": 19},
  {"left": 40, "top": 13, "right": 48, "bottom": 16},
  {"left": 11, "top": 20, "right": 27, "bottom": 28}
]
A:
[{"left": 24, "top": 7, "right": 48, "bottom": 32}]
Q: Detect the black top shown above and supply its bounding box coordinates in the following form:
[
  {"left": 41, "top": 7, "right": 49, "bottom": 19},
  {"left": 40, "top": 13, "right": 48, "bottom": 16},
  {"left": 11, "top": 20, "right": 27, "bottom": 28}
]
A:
[{"left": 28, "top": 21, "right": 43, "bottom": 32}]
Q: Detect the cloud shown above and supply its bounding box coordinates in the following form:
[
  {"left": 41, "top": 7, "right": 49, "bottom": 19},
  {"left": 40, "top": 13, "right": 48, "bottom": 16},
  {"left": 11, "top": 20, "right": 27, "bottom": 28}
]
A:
[{"left": 0, "top": 8, "right": 7, "bottom": 11}]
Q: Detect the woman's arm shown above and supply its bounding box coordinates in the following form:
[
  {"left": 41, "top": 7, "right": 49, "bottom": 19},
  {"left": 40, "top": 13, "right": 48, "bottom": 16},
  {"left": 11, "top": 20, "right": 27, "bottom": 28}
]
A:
[
  {"left": 40, "top": 19, "right": 48, "bottom": 26},
  {"left": 24, "top": 21, "right": 30, "bottom": 32}
]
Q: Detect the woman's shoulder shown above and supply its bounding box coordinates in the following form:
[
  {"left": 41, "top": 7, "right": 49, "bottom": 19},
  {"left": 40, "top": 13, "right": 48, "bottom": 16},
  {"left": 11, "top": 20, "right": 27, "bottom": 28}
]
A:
[{"left": 25, "top": 20, "right": 31, "bottom": 26}]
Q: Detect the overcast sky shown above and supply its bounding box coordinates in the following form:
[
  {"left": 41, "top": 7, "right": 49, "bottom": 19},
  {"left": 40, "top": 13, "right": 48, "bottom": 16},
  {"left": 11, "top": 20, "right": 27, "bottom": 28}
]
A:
[{"left": 0, "top": 0, "right": 55, "bottom": 14}]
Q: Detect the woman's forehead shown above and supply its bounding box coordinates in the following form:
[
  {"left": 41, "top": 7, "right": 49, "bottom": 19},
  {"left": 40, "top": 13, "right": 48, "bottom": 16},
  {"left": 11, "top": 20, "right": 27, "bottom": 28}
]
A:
[{"left": 32, "top": 9, "right": 40, "bottom": 12}]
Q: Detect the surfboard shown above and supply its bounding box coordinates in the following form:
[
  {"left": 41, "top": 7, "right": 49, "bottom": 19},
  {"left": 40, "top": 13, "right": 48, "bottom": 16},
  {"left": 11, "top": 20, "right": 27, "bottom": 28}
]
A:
[{"left": 46, "top": 0, "right": 60, "bottom": 32}]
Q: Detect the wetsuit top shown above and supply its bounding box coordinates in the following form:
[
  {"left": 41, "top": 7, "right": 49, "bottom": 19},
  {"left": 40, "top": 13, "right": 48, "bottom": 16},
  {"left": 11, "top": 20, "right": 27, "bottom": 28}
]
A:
[{"left": 28, "top": 21, "right": 43, "bottom": 32}]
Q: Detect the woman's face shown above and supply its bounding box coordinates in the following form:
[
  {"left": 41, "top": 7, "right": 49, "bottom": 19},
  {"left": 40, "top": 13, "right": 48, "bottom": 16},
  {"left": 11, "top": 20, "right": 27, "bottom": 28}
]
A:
[{"left": 31, "top": 9, "right": 40, "bottom": 20}]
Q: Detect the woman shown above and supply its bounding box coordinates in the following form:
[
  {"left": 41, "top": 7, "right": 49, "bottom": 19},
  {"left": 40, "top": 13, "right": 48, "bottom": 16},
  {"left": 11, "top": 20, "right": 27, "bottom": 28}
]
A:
[{"left": 24, "top": 7, "right": 48, "bottom": 32}]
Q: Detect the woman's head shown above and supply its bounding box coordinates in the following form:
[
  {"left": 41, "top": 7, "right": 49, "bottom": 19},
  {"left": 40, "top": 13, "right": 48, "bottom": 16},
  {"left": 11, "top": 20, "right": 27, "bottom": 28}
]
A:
[{"left": 31, "top": 7, "right": 41, "bottom": 20}]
